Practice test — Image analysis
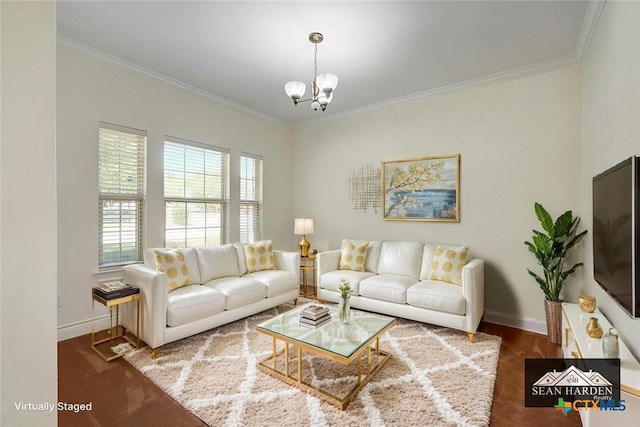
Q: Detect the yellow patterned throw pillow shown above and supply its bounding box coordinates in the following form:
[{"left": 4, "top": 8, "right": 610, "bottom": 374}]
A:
[
  {"left": 429, "top": 245, "right": 468, "bottom": 285},
  {"left": 245, "top": 240, "right": 275, "bottom": 273},
  {"left": 339, "top": 239, "right": 369, "bottom": 272},
  {"left": 154, "top": 249, "right": 190, "bottom": 292}
]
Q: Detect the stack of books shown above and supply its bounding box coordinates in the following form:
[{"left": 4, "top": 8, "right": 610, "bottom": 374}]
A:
[
  {"left": 92, "top": 281, "right": 139, "bottom": 300},
  {"left": 299, "top": 305, "right": 331, "bottom": 328}
]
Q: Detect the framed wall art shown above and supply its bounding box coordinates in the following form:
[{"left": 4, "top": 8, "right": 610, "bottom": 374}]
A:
[{"left": 382, "top": 154, "right": 460, "bottom": 222}]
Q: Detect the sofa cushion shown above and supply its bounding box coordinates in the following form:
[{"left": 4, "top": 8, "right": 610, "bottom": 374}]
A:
[
  {"left": 320, "top": 270, "right": 375, "bottom": 296},
  {"left": 407, "top": 280, "right": 465, "bottom": 315},
  {"left": 365, "top": 241, "right": 383, "bottom": 273},
  {"left": 166, "top": 284, "right": 225, "bottom": 327},
  {"left": 234, "top": 242, "right": 248, "bottom": 276},
  {"left": 246, "top": 270, "right": 298, "bottom": 297},
  {"left": 196, "top": 244, "right": 240, "bottom": 282},
  {"left": 377, "top": 241, "right": 424, "bottom": 279},
  {"left": 419, "top": 244, "right": 438, "bottom": 280},
  {"left": 146, "top": 247, "right": 201, "bottom": 285},
  {"left": 359, "top": 274, "right": 418, "bottom": 304},
  {"left": 154, "top": 249, "right": 191, "bottom": 292},
  {"left": 339, "top": 239, "right": 369, "bottom": 272},
  {"left": 245, "top": 240, "right": 276, "bottom": 273},
  {"left": 204, "top": 277, "right": 266, "bottom": 310},
  {"left": 429, "top": 245, "right": 468, "bottom": 285}
]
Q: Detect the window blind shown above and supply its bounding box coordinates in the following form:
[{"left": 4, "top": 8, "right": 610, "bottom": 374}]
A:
[
  {"left": 164, "top": 137, "right": 230, "bottom": 247},
  {"left": 240, "top": 153, "right": 263, "bottom": 243},
  {"left": 98, "top": 123, "right": 146, "bottom": 268}
]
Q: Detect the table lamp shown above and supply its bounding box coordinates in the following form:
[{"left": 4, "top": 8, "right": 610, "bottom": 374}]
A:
[{"left": 294, "top": 218, "right": 314, "bottom": 257}]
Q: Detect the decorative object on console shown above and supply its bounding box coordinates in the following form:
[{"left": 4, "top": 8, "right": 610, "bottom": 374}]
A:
[
  {"left": 294, "top": 217, "right": 314, "bottom": 257},
  {"left": 586, "top": 317, "right": 604, "bottom": 338},
  {"left": 382, "top": 154, "right": 460, "bottom": 221},
  {"left": 284, "top": 32, "right": 338, "bottom": 112},
  {"left": 602, "top": 328, "right": 619, "bottom": 358},
  {"left": 338, "top": 279, "right": 352, "bottom": 323},
  {"left": 578, "top": 294, "right": 596, "bottom": 313},
  {"left": 349, "top": 163, "right": 381, "bottom": 213},
  {"left": 338, "top": 239, "right": 368, "bottom": 271},
  {"left": 524, "top": 202, "right": 588, "bottom": 345}
]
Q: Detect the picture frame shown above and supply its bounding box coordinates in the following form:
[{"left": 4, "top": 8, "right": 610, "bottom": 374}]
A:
[{"left": 382, "top": 154, "right": 460, "bottom": 222}]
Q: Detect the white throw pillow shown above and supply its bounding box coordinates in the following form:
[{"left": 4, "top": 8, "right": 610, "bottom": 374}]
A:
[
  {"left": 245, "top": 240, "right": 276, "bottom": 273},
  {"left": 429, "top": 245, "right": 468, "bottom": 285},
  {"left": 339, "top": 239, "right": 369, "bottom": 272},
  {"left": 154, "top": 249, "right": 191, "bottom": 292}
]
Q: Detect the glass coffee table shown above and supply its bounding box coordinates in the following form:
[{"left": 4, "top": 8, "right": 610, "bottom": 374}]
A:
[{"left": 256, "top": 303, "right": 396, "bottom": 409}]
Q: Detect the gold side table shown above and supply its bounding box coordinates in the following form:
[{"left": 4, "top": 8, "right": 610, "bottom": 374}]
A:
[
  {"left": 300, "top": 254, "right": 317, "bottom": 297},
  {"left": 91, "top": 291, "right": 141, "bottom": 362}
]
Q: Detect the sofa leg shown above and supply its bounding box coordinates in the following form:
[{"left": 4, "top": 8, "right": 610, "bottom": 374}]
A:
[
  {"left": 293, "top": 298, "right": 298, "bottom": 306},
  {"left": 151, "top": 347, "right": 161, "bottom": 359},
  {"left": 467, "top": 333, "right": 475, "bottom": 343}
]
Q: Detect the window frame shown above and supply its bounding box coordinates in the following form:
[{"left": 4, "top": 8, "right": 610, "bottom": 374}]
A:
[
  {"left": 163, "top": 136, "right": 230, "bottom": 248},
  {"left": 98, "top": 122, "right": 147, "bottom": 269},
  {"left": 239, "top": 152, "right": 264, "bottom": 243}
]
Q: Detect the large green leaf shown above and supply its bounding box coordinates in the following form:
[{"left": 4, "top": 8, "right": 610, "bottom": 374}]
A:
[
  {"left": 555, "top": 211, "right": 573, "bottom": 236},
  {"left": 535, "top": 203, "right": 555, "bottom": 237}
]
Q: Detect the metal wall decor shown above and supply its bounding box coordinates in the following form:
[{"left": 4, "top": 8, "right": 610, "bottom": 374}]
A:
[{"left": 349, "top": 164, "right": 381, "bottom": 213}]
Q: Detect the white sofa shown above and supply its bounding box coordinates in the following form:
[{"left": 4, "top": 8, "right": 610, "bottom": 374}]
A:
[
  {"left": 121, "top": 243, "right": 299, "bottom": 357},
  {"left": 317, "top": 240, "right": 484, "bottom": 340}
]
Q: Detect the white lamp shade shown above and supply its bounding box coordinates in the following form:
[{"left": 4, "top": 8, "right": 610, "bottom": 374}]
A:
[
  {"left": 294, "top": 218, "right": 314, "bottom": 235},
  {"left": 284, "top": 81, "right": 306, "bottom": 99},
  {"left": 316, "top": 73, "right": 338, "bottom": 93}
]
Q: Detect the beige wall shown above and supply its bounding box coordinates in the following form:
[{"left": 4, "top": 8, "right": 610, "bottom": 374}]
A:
[
  {"left": 1, "top": 1, "right": 57, "bottom": 424},
  {"left": 292, "top": 66, "right": 583, "bottom": 330},
  {"left": 56, "top": 48, "right": 293, "bottom": 338},
  {"left": 581, "top": 0, "right": 640, "bottom": 358}
]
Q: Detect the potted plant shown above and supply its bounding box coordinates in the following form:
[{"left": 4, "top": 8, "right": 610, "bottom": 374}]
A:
[{"left": 524, "top": 202, "right": 588, "bottom": 344}]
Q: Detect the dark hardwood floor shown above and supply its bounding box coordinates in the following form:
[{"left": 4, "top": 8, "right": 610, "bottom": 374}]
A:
[{"left": 58, "top": 322, "right": 581, "bottom": 427}]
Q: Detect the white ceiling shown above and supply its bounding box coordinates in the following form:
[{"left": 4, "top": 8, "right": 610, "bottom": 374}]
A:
[{"left": 57, "top": 1, "right": 599, "bottom": 126}]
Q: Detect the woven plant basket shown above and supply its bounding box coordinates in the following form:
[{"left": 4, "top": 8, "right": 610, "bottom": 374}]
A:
[{"left": 544, "top": 299, "right": 563, "bottom": 345}]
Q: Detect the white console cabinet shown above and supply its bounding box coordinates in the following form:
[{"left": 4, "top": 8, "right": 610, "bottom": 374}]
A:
[{"left": 562, "top": 303, "right": 640, "bottom": 426}]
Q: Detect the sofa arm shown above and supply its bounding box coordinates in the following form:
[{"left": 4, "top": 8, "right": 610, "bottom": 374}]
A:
[
  {"left": 122, "top": 264, "right": 167, "bottom": 350},
  {"left": 274, "top": 250, "right": 299, "bottom": 275},
  {"left": 461, "top": 258, "right": 485, "bottom": 334},
  {"left": 317, "top": 250, "right": 341, "bottom": 277}
]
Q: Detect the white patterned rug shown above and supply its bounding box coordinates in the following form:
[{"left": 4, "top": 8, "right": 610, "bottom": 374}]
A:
[{"left": 124, "top": 303, "right": 501, "bottom": 426}]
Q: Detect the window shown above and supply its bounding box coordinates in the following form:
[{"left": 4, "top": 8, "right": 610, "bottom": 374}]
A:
[
  {"left": 164, "top": 137, "right": 229, "bottom": 247},
  {"left": 98, "top": 123, "right": 146, "bottom": 268},
  {"left": 240, "top": 153, "right": 263, "bottom": 243}
]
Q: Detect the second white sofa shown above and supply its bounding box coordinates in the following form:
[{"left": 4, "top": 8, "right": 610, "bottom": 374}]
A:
[{"left": 317, "top": 240, "right": 484, "bottom": 340}]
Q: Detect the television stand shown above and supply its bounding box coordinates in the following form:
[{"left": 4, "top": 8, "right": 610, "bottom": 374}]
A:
[{"left": 562, "top": 303, "right": 640, "bottom": 425}]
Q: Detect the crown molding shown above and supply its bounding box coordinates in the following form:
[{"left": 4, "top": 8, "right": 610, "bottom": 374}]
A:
[
  {"left": 296, "top": 53, "right": 582, "bottom": 127},
  {"left": 57, "top": 36, "right": 289, "bottom": 127},
  {"left": 575, "top": 0, "right": 606, "bottom": 61}
]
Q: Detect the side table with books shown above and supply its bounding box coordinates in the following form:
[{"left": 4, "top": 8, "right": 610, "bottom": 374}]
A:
[
  {"left": 299, "top": 304, "right": 331, "bottom": 328},
  {"left": 91, "top": 281, "right": 141, "bottom": 362}
]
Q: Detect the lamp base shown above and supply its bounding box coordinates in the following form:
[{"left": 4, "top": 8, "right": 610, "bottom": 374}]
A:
[{"left": 299, "top": 235, "right": 311, "bottom": 257}]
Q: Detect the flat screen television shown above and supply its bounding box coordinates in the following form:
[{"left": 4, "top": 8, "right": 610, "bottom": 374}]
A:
[{"left": 592, "top": 156, "right": 639, "bottom": 318}]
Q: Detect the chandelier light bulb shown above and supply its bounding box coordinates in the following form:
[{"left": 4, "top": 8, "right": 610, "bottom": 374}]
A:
[
  {"left": 284, "top": 81, "right": 306, "bottom": 101},
  {"left": 316, "top": 73, "right": 338, "bottom": 94}
]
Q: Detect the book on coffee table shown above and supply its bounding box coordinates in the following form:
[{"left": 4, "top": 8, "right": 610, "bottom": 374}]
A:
[
  {"left": 299, "top": 313, "right": 331, "bottom": 327},
  {"left": 300, "top": 305, "right": 329, "bottom": 320},
  {"left": 299, "top": 313, "right": 331, "bottom": 328}
]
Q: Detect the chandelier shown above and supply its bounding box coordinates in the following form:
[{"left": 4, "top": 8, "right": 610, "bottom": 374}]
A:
[{"left": 284, "top": 32, "right": 338, "bottom": 112}]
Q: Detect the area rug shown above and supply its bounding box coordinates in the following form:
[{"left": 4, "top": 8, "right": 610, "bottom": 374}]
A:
[{"left": 124, "top": 303, "right": 501, "bottom": 426}]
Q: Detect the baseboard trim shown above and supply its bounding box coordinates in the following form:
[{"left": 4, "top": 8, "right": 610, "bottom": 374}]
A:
[
  {"left": 57, "top": 315, "right": 115, "bottom": 342},
  {"left": 483, "top": 310, "right": 547, "bottom": 335}
]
